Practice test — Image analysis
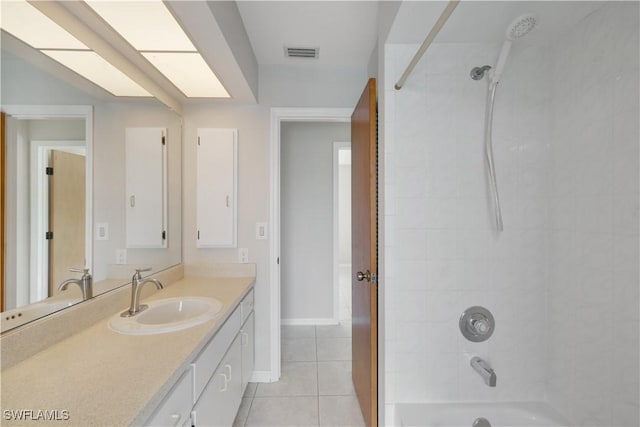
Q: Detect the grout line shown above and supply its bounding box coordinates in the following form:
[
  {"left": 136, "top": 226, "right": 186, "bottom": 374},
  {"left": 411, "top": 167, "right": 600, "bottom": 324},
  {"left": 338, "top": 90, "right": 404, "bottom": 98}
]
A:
[{"left": 315, "top": 326, "right": 321, "bottom": 427}]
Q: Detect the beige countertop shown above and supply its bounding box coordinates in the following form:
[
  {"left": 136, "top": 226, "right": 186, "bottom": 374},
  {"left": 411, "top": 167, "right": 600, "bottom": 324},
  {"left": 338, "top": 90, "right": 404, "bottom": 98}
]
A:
[{"left": 1, "top": 275, "right": 255, "bottom": 426}]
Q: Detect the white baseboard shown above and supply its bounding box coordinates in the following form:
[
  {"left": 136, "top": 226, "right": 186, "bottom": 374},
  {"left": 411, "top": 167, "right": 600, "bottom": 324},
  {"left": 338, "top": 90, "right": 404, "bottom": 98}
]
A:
[
  {"left": 250, "top": 370, "right": 276, "bottom": 383},
  {"left": 281, "top": 318, "right": 339, "bottom": 326}
]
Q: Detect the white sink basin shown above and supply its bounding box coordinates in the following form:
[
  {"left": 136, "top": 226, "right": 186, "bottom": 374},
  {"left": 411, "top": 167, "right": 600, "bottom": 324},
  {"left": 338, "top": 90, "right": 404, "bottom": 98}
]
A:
[{"left": 109, "top": 297, "right": 223, "bottom": 335}]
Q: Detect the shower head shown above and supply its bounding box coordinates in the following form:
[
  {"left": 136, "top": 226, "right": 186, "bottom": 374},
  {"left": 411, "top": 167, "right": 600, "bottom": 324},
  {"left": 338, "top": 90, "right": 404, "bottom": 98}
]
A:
[
  {"left": 491, "top": 14, "right": 538, "bottom": 85},
  {"left": 506, "top": 14, "right": 537, "bottom": 40}
]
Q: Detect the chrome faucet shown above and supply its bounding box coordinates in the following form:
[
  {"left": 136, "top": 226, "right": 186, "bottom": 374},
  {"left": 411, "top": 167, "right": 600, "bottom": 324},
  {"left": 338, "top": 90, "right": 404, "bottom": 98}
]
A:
[
  {"left": 470, "top": 356, "right": 497, "bottom": 387},
  {"left": 120, "top": 268, "right": 163, "bottom": 317},
  {"left": 58, "top": 268, "right": 93, "bottom": 300}
]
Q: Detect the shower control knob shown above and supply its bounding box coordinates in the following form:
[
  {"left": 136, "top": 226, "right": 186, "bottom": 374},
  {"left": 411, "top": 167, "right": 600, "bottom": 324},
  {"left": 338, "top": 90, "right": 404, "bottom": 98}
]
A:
[
  {"left": 460, "top": 306, "right": 495, "bottom": 342},
  {"left": 471, "top": 318, "right": 490, "bottom": 334}
]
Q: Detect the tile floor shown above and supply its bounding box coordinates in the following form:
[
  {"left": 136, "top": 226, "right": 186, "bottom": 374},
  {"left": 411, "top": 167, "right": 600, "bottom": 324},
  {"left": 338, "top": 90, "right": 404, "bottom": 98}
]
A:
[{"left": 234, "top": 322, "right": 364, "bottom": 427}]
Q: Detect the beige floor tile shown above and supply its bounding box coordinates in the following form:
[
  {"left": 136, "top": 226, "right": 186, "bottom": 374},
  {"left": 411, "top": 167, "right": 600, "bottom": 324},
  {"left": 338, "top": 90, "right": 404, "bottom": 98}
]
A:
[
  {"left": 317, "top": 338, "right": 352, "bottom": 361},
  {"left": 282, "top": 325, "right": 316, "bottom": 338},
  {"left": 282, "top": 338, "right": 317, "bottom": 362},
  {"left": 255, "top": 362, "right": 318, "bottom": 397},
  {"left": 317, "top": 361, "right": 355, "bottom": 396},
  {"left": 319, "top": 396, "right": 365, "bottom": 427},
  {"left": 233, "top": 397, "right": 253, "bottom": 427},
  {"left": 316, "top": 322, "right": 352, "bottom": 338},
  {"left": 245, "top": 396, "right": 319, "bottom": 427}
]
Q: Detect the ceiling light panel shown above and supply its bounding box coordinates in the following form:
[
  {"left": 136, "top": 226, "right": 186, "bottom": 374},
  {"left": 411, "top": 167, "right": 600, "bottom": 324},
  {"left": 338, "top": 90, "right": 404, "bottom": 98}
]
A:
[
  {"left": 141, "top": 52, "right": 229, "bottom": 98},
  {"left": 42, "top": 50, "right": 151, "bottom": 97},
  {"left": 85, "top": 0, "right": 196, "bottom": 51},
  {"left": 0, "top": 0, "right": 89, "bottom": 49}
]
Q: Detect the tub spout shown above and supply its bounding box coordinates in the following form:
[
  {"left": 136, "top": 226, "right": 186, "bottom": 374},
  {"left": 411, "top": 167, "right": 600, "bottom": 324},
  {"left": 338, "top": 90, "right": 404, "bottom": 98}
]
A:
[{"left": 470, "top": 356, "right": 496, "bottom": 387}]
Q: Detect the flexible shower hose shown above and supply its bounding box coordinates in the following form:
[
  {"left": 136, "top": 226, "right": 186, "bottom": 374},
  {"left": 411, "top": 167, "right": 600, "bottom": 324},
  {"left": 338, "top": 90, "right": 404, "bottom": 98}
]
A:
[{"left": 485, "top": 82, "right": 504, "bottom": 232}]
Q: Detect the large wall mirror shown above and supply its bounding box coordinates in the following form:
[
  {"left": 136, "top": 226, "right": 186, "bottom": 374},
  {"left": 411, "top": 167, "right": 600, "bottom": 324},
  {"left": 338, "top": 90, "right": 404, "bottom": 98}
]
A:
[{"left": 1, "top": 35, "right": 183, "bottom": 333}]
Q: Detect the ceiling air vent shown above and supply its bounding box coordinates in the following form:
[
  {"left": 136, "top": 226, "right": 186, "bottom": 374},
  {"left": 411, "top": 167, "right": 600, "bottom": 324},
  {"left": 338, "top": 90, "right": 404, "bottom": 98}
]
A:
[{"left": 284, "top": 46, "right": 319, "bottom": 59}]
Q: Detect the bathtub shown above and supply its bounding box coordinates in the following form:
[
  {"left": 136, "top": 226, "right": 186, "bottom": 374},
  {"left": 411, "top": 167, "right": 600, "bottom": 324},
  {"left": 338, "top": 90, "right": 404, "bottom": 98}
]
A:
[{"left": 394, "top": 402, "right": 569, "bottom": 427}]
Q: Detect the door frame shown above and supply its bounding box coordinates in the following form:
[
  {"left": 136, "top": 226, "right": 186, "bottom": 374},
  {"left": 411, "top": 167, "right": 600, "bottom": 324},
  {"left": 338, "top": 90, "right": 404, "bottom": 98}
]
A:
[
  {"left": 3, "top": 105, "right": 93, "bottom": 302},
  {"left": 333, "top": 141, "right": 351, "bottom": 324},
  {"left": 268, "top": 108, "right": 351, "bottom": 382},
  {"left": 30, "top": 141, "right": 86, "bottom": 302}
]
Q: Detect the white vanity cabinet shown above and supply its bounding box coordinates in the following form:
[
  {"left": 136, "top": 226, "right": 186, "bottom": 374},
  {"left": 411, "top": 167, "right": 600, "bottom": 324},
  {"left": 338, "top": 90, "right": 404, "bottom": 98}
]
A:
[
  {"left": 144, "top": 368, "right": 193, "bottom": 427},
  {"left": 192, "top": 335, "right": 243, "bottom": 426},
  {"left": 144, "top": 289, "right": 254, "bottom": 427}
]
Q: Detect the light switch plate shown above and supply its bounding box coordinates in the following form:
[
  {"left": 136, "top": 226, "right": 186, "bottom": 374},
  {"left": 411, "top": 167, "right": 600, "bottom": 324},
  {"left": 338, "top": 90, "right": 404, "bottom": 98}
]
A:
[
  {"left": 116, "top": 249, "right": 127, "bottom": 265},
  {"left": 96, "top": 222, "right": 109, "bottom": 240},
  {"left": 239, "top": 248, "right": 249, "bottom": 263},
  {"left": 256, "top": 222, "right": 267, "bottom": 240}
]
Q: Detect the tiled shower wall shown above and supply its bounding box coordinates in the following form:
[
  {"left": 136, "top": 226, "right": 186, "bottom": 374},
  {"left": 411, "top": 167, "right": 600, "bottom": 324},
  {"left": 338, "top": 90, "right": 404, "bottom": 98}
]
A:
[
  {"left": 384, "top": 2, "right": 639, "bottom": 425},
  {"left": 384, "top": 39, "right": 553, "bottom": 403},
  {"left": 546, "top": 3, "right": 639, "bottom": 426}
]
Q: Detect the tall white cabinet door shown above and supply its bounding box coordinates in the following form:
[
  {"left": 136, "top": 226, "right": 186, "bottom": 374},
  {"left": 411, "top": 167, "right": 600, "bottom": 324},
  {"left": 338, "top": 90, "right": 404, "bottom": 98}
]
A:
[
  {"left": 196, "top": 128, "right": 237, "bottom": 248},
  {"left": 125, "top": 127, "right": 167, "bottom": 248},
  {"left": 240, "top": 312, "right": 255, "bottom": 392}
]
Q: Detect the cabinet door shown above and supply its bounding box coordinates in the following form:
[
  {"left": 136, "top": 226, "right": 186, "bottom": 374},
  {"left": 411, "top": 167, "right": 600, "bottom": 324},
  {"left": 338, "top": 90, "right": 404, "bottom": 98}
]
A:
[
  {"left": 193, "top": 335, "right": 242, "bottom": 427},
  {"left": 196, "top": 128, "right": 237, "bottom": 248},
  {"left": 144, "top": 368, "right": 192, "bottom": 427},
  {"left": 241, "top": 312, "right": 255, "bottom": 392},
  {"left": 125, "top": 127, "right": 167, "bottom": 248}
]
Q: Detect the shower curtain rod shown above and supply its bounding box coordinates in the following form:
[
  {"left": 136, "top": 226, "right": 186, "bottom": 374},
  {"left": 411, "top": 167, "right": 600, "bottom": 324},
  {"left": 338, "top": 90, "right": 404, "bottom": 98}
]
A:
[{"left": 394, "top": 0, "right": 460, "bottom": 90}]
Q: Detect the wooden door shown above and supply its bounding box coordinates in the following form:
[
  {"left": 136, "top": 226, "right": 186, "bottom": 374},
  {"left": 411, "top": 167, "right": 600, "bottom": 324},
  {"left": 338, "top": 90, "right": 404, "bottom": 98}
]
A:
[
  {"left": 351, "top": 78, "right": 378, "bottom": 427},
  {"left": 49, "top": 150, "right": 85, "bottom": 295}
]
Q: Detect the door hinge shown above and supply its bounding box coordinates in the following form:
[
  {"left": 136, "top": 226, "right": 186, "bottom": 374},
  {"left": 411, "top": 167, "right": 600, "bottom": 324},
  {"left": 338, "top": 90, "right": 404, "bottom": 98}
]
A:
[
  {"left": 162, "top": 230, "right": 166, "bottom": 240},
  {"left": 197, "top": 136, "right": 200, "bottom": 146},
  {"left": 277, "top": 257, "right": 280, "bottom": 265},
  {"left": 45, "top": 167, "right": 53, "bottom": 175},
  {"left": 45, "top": 231, "right": 53, "bottom": 240},
  {"left": 161, "top": 135, "right": 166, "bottom": 145},
  {"left": 197, "top": 230, "right": 200, "bottom": 240}
]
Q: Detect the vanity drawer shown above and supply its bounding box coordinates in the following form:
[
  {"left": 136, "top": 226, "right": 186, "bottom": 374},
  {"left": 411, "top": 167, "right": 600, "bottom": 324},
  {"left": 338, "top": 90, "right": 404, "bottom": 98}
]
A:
[
  {"left": 240, "top": 289, "right": 254, "bottom": 323},
  {"left": 193, "top": 305, "right": 241, "bottom": 400},
  {"left": 144, "top": 367, "right": 193, "bottom": 427}
]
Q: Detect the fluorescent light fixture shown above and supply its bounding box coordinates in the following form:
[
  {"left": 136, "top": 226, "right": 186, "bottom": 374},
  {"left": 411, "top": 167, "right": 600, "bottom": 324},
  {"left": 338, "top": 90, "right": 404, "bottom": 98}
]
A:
[
  {"left": 85, "top": 0, "right": 195, "bottom": 52},
  {"left": 0, "top": 0, "right": 88, "bottom": 49},
  {"left": 42, "top": 50, "right": 151, "bottom": 97},
  {"left": 142, "top": 52, "right": 229, "bottom": 98}
]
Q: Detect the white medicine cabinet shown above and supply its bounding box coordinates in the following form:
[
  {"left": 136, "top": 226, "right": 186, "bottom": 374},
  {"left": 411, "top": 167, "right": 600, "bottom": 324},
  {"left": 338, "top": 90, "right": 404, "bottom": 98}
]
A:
[
  {"left": 125, "top": 127, "right": 168, "bottom": 249},
  {"left": 196, "top": 128, "right": 238, "bottom": 248}
]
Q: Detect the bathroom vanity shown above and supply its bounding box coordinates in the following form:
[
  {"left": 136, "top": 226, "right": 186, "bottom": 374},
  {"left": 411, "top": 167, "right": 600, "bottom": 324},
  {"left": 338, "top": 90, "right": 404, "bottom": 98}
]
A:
[{"left": 0, "top": 271, "right": 255, "bottom": 426}]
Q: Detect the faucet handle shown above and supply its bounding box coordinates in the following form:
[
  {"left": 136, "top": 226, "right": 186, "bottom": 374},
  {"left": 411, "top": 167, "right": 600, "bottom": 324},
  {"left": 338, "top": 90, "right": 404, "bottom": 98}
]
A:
[
  {"left": 70, "top": 268, "right": 90, "bottom": 275},
  {"left": 135, "top": 267, "right": 152, "bottom": 274}
]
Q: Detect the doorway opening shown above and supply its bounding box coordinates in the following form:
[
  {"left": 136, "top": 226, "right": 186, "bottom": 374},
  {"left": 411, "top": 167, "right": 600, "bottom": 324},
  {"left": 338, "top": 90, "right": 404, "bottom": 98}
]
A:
[{"left": 334, "top": 143, "right": 352, "bottom": 323}]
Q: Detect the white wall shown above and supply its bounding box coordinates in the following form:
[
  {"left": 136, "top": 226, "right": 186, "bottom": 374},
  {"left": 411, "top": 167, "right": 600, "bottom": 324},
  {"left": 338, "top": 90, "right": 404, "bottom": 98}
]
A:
[
  {"left": 280, "top": 122, "right": 350, "bottom": 322},
  {"left": 92, "top": 102, "right": 183, "bottom": 281},
  {"left": 182, "top": 104, "right": 272, "bottom": 374},
  {"left": 546, "top": 3, "right": 639, "bottom": 425},
  {"left": 384, "top": 3, "right": 639, "bottom": 426},
  {"left": 4, "top": 119, "right": 30, "bottom": 310},
  {"left": 182, "top": 65, "right": 367, "bottom": 378}
]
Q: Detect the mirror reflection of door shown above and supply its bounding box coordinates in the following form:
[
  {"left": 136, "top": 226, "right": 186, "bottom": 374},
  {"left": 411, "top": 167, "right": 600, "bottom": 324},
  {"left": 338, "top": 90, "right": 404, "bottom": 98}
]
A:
[{"left": 49, "top": 150, "right": 85, "bottom": 296}]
